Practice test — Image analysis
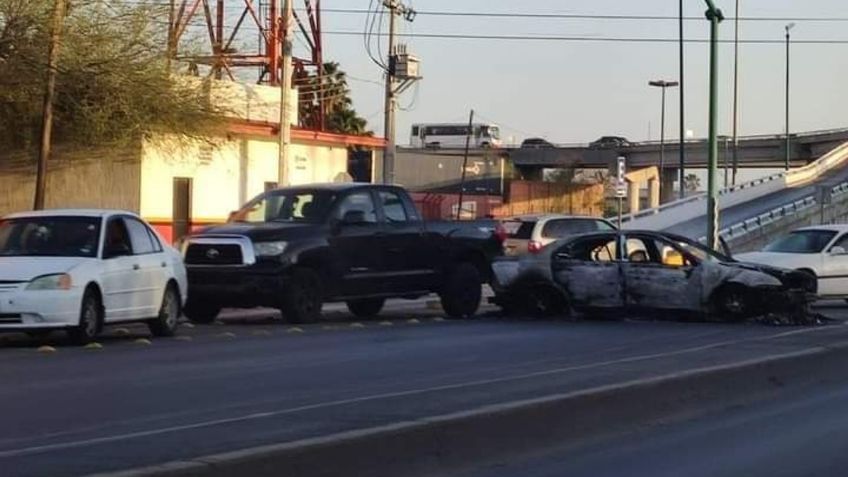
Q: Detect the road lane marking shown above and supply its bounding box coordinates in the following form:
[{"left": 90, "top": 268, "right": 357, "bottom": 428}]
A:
[{"left": 0, "top": 325, "right": 836, "bottom": 459}]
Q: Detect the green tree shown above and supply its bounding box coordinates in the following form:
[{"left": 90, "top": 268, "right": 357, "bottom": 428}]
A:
[
  {"left": 295, "top": 62, "right": 370, "bottom": 135},
  {"left": 684, "top": 173, "right": 701, "bottom": 193},
  {"left": 0, "top": 0, "right": 223, "bottom": 152}
]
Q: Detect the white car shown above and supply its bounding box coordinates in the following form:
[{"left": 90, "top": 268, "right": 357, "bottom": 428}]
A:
[
  {"left": 736, "top": 224, "right": 848, "bottom": 299},
  {"left": 0, "top": 210, "right": 188, "bottom": 344}
]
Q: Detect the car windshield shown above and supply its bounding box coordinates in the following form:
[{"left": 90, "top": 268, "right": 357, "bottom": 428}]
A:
[
  {"left": 0, "top": 216, "right": 101, "bottom": 258},
  {"left": 675, "top": 240, "right": 730, "bottom": 263},
  {"left": 764, "top": 230, "right": 838, "bottom": 253},
  {"left": 232, "top": 190, "right": 337, "bottom": 224}
]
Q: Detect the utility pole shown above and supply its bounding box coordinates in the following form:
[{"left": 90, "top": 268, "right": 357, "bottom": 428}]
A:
[
  {"left": 678, "top": 0, "right": 686, "bottom": 199},
  {"left": 704, "top": 0, "right": 724, "bottom": 251},
  {"left": 649, "top": 80, "right": 678, "bottom": 204},
  {"left": 382, "top": 0, "right": 417, "bottom": 184},
  {"left": 34, "top": 0, "right": 68, "bottom": 210},
  {"left": 456, "top": 110, "right": 474, "bottom": 220},
  {"left": 731, "top": 0, "right": 740, "bottom": 185},
  {"left": 785, "top": 23, "right": 795, "bottom": 171},
  {"left": 278, "top": 0, "right": 294, "bottom": 186}
]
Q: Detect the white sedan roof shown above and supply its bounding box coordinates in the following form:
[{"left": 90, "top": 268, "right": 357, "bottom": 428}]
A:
[
  {"left": 796, "top": 224, "right": 848, "bottom": 233},
  {"left": 3, "top": 209, "right": 138, "bottom": 220}
]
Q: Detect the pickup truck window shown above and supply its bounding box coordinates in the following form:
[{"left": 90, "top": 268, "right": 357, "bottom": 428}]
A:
[
  {"left": 239, "top": 190, "right": 336, "bottom": 224},
  {"left": 379, "top": 191, "right": 409, "bottom": 223},
  {"left": 334, "top": 192, "right": 378, "bottom": 223}
]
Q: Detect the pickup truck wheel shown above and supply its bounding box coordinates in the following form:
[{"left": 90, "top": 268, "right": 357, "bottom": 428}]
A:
[
  {"left": 440, "top": 263, "right": 482, "bottom": 319},
  {"left": 281, "top": 268, "right": 323, "bottom": 324},
  {"left": 346, "top": 298, "right": 385, "bottom": 318},
  {"left": 184, "top": 300, "right": 221, "bottom": 324}
]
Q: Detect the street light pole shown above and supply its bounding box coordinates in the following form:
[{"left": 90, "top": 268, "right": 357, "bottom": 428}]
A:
[
  {"left": 649, "top": 80, "right": 679, "bottom": 204},
  {"left": 731, "top": 0, "right": 740, "bottom": 185},
  {"left": 785, "top": 22, "right": 795, "bottom": 171},
  {"left": 679, "top": 0, "right": 686, "bottom": 199},
  {"left": 704, "top": 0, "right": 724, "bottom": 251}
]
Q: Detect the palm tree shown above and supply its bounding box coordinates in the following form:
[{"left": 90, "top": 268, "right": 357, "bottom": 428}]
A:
[{"left": 295, "top": 62, "right": 370, "bottom": 135}]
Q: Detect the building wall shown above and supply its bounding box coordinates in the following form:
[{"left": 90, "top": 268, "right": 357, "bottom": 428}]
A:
[
  {"left": 140, "top": 134, "right": 349, "bottom": 241},
  {"left": 0, "top": 145, "right": 141, "bottom": 216}
]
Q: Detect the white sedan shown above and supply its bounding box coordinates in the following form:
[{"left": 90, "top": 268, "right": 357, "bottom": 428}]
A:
[
  {"left": 736, "top": 224, "right": 848, "bottom": 299},
  {"left": 0, "top": 210, "right": 188, "bottom": 344}
]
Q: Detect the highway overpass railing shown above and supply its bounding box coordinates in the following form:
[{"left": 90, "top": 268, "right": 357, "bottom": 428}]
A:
[{"left": 622, "top": 141, "right": 848, "bottom": 231}]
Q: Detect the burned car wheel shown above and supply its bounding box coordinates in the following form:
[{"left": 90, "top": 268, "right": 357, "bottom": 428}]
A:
[
  {"left": 712, "top": 285, "right": 751, "bottom": 321},
  {"left": 346, "top": 298, "right": 385, "bottom": 318}
]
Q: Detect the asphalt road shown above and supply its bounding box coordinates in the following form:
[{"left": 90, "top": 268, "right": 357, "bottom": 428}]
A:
[
  {"left": 454, "top": 368, "right": 848, "bottom": 477},
  {"left": 665, "top": 165, "right": 848, "bottom": 239},
  {"left": 2, "top": 301, "right": 848, "bottom": 477}
]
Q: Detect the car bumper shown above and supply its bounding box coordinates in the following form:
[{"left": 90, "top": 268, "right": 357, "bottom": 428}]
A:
[
  {"left": 0, "top": 287, "right": 83, "bottom": 330},
  {"left": 187, "top": 266, "right": 289, "bottom": 308}
]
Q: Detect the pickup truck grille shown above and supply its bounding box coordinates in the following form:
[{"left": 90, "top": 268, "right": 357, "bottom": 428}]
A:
[{"left": 185, "top": 243, "right": 244, "bottom": 265}]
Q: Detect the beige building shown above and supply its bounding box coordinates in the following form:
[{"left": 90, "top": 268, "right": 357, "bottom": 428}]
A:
[{"left": 0, "top": 79, "right": 384, "bottom": 242}]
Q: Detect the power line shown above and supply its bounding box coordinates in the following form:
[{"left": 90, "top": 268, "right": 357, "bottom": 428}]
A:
[{"left": 325, "top": 31, "right": 848, "bottom": 45}]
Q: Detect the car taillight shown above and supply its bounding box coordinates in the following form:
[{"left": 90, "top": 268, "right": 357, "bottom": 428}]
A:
[
  {"left": 528, "top": 240, "right": 543, "bottom": 254},
  {"left": 494, "top": 223, "right": 508, "bottom": 243}
]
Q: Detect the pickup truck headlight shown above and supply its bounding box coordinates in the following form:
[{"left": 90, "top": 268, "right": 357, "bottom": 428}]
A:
[
  {"left": 27, "top": 273, "right": 73, "bottom": 291},
  {"left": 253, "top": 241, "right": 288, "bottom": 257}
]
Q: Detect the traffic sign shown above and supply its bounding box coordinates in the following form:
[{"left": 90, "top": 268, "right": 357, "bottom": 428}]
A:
[{"left": 616, "top": 156, "right": 627, "bottom": 198}]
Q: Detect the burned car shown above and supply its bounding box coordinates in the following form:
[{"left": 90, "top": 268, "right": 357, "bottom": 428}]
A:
[{"left": 490, "top": 230, "right": 817, "bottom": 321}]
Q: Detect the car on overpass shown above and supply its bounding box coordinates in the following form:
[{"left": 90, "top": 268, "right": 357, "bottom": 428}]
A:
[
  {"left": 501, "top": 215, "right": 617, "bottom": 256},
  {"left": 490, "top": 230, "right": 816, "bottom": 320},
  {"left": 0, "top": 210, "right": 187, "bottom": 344},
  {"left": 736, "top": 225, "right": 848, "bottom": 300},
  {"left": 520, "top": 137, "right": 555, "bottom": 149},
  {"left": 589, "top": 136, "right": 632, "bottom": 149},
  {"left": 181, "top": 183, "right": 505, "bottom": 324}
]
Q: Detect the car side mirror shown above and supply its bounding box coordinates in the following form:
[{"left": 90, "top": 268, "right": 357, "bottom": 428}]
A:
[
  {"left": 831, "top": 246, "right": 847, "bottom": 255},
  {"left": 341, "top": 210, "right": 367, "bottom": 225},
  {"left": 104, "top": 243, "right": 131, "bottom": 259}
]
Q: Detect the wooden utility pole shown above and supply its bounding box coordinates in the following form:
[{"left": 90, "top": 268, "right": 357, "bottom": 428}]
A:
[
  {"left": 34, "top": 0, "right": 68, "bottom": 210},
  {"left": 278, "top": 0, "right": 294, "bottom": 186},
  {"left": 456, "top": 110, "right": 475, "bottom": 220}
]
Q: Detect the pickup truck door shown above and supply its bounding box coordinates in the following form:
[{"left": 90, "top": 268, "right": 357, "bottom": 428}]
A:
[
  {"left": 375, "top": 189, "right": 436, "bottom": 293},
  {"left": 327, "top": 190, "right": 385, "bottom": 297}
]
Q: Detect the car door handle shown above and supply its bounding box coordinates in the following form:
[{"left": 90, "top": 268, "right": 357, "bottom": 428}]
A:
[
  {"left": 133, "top": 264, "right": 141, "bottom": 271},
  {"left": 161, "top": 262, "right": 167, "bottom": 268}
]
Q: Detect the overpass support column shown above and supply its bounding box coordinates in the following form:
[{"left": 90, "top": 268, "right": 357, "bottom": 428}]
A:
[
  {"left": 628, "top": 181, "right": 641, "bottom": 213},
  {"left": 662, "top": 168, "right": 677, "bottom": 203},
  {"left": 647, "top": 177, "right": 660, "bottom": 209}
]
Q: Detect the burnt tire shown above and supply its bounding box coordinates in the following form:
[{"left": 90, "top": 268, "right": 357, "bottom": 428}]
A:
[
  {"left": 148, "top": 284, "right": 181, "bottom": 337},
  {"left": 280, "top": 268, "right": 323, "bottom": 324},
  {"left": 524, "top": 286, "right": 569, "bottom": 318},
  {"left": 184, "top": 299, "right": 221, "bottom": 324},
  {"left": 440, "top": 263, "right": 482, "bottom": 319},
  {"left": 713, "top": 285, "right": 752, "bottom": 321},
  {"left": 346, "top": 298, "right": 385, "bottom": 318},
  {"left": 68, "top": 289, "right": 102, "bottom": 346}
]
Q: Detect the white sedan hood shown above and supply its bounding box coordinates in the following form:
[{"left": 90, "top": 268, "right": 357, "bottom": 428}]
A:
[
  {"left": 0, "top": 257, "right": 89, "bottom": 282},
  {"left": 734, "top": 251, "right": 809, "bottom": 269}
]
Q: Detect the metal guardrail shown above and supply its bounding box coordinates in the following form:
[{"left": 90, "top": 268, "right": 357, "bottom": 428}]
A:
[{"left": 697, "top": 181, "right": 848, "bottom": 244}]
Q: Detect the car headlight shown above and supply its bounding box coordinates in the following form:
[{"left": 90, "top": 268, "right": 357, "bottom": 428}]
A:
[
  {"left": 253, "top": 241, "right": 288, "bottom": 257},
  {"left": 27, "top": 274, "right": 73, "bottom": 290}
]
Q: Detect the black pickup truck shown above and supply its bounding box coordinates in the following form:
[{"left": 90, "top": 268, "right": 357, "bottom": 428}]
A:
[{"left": 181, "top": 183, "right": 505, "bottom": 324}]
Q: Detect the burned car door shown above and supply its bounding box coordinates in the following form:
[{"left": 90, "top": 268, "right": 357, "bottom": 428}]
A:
[
  {"left": 551, "top": 233, "right": 624, "bottom": 311},
  {"left": 621, "top": 234, "right": 702, "bottom": 312}
]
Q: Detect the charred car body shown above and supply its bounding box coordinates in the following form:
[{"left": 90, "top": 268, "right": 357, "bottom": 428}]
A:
[
  {"left": 181, "top": 184, "right": 504, "bottom": 324},
  {"left": 490, "top": 230, "right": 816, "bottom": 321}
]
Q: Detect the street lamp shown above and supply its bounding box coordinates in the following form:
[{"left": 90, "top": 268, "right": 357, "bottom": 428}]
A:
[
  {"left": 679, "top": 0, "right": 686, "bottom": 199},
  {"left": 785, "top": 22, "right": 795, "bottom": 171},
  {"left": 704, "top": 0, "right": 724, "bottom": 251},
  {"left": 649, "top": 80, "right": 679, "bottom": 203}
]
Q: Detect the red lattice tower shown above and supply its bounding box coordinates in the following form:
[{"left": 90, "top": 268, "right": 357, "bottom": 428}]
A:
[{"left": 167, "top": 0, "right": 326, "bottom": 129}]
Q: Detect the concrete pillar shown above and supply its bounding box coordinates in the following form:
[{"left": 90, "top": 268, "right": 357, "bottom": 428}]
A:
[
  {"left": 648, "top": 177, "right": 660, "bottom": 209},
  {"left": 661, "top": 168, "right": 677, "bottom": 204},
  {"left": 628, "top": 181, "right": 640, "bottom": 214}
]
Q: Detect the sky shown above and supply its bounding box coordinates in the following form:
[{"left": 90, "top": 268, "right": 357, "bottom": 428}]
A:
[{"left": 294, "top": 0, "right": 848, "bottom": 146}]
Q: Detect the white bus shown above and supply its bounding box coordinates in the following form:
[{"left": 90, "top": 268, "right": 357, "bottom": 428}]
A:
[{"left": 409, "top": 123, "right": 502, "bottom": 149}]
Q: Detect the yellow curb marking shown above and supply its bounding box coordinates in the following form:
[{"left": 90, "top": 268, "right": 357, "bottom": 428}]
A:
[
  {"left": 83, "top": 342, "right": 103, "bottom": 350},
  {"left": 37, "top": 345, "right": 57, "bottom": 354},
  {"left": 134, "top": 338, "right": 152, "bottom": 345}
]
